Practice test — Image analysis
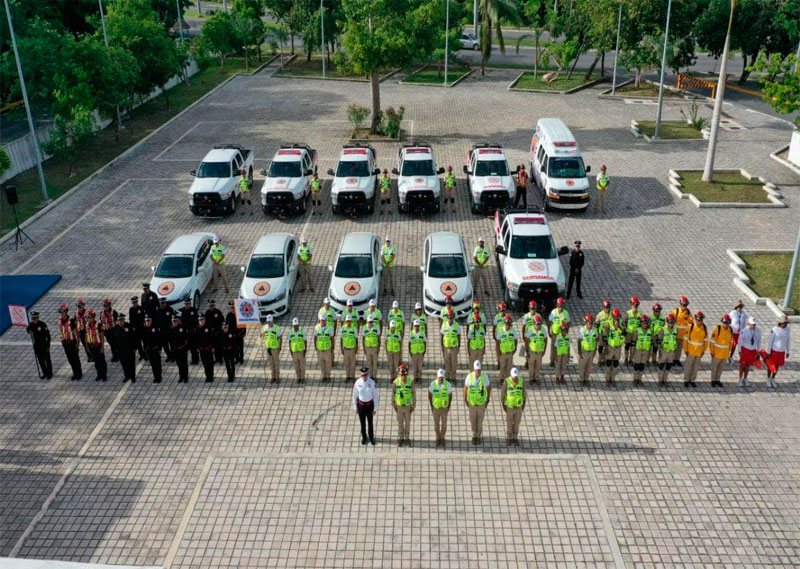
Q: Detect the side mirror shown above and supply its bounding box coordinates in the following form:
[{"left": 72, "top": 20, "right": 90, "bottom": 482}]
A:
[
  {"left": 304, "top": 169, "right": 313, "bottom": 176},
  {"left": 189, "top": 170, "right": 197, "bottom": 177},
  {"left": 327, "top": 265, "right": 333, "bottom": 272},
  {"left": 419, "top": 265, "right": 425, "bottom": 273},
  {"left": 558, "top": 246, "right": 569, "bottom": 256},
  {"left": 259, "top": 168, "right": 267, "bottom": 176},
  {"left": 437, "top": 167, "right": 445, "bottom": 175},
  {"left": 515, "top": 165, "right": 521, "bottom": 173},
  {"left": 469, "top": 265, "right": 475, "bottom": 272},
  {"left": 585, "top": 165, "right": 591, "bottom": 173},
  {"left": 150, "top": 265, "right": 155, "bottom": 272},
  {"left": 240, "top": 266, "right": 245, "bottom": 273},
  {"left": 391, "top": 168, "right": 399, "bottom": 175},
  {"left": 496, "top": 245, "right": 506, "bottom": 256},
  {"left": 373, "top": 168, "right": 380, "bottom": 175},
  {"left": 326, "top": 168, "right": 335, "bottom": 176},
  {"left": 462, "top": 165, "right": 469, "bottom": 174}
]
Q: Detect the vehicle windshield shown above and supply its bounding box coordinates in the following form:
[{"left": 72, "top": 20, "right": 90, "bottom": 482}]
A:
[
  {"left": 336, "top": 160, "right": 370, "bottom": 178},
  {"left": 335, "top": 254, "right": 373, "bottom": 278},
  {"left": 268, "top": 161, "right": 302, "bottom": 178},
  {"left": 246, "top": 254, "right": 284, "bottom": 278},
  {"left": 475, "top": 160, "right": 509, "bottom": 177},
  {"left": 155, "top": 255, "right": 194, "bottom": 278},
  {"left": 547, "top": 157, "right": 586, "bottom": 178},
  {"left": 401, "top": 159, "right": 435, "bottom": 176},
  {"left": 197, "top": 161, "right": 231, "bottom": 178},
  {"left": 509, "top": 235, "right": 557, "bottom": 259},
  {"left": 429, "top": 254, "right": 467, "bottom": 278}
]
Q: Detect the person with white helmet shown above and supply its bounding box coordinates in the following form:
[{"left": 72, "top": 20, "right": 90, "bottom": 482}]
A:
[
  {"left": 429, "top": 368, "right": 453, "bottom": 447},
  {"left": 385, "top": 320, "right": 402, "bottom": 378},
  {"left": 341, "top": 299, "right": 359, "bottom": 328},
  {"left": 501, "top": 367, "right": 525, "bottom": 446},
  {"left": 362, "top": 314, "right": 381, "bottom": 379},
  {"left": 464, "top": 359, "right": 491, "bottom": 445},
  {"left": 318, "top": 297, "right": 338, "bottom": 366},
  {"left": 314, "top": 314, "right": 334, "bottom": 383},
  {"left": 297, "top": 237, "right": 315, "bottom": 293},
  {"left": 210, "top": 236, "right": 230, "bottom": 293},
  {"left": 388, "top": 300, "right": 405, "bottom": 339},
  {"left": 473, "top": 237, "right": 490, "bottom": 297},
  {"left": 340, "top": 314, "right": 359, "bottom": 381},
  {"left": 381, "top": 236, "right": 396, "bottom": 296},
  {"left": 288, "top": 317, "right": 307, "bottom": 383},
  {"left": 412, "top": 302, "right": 427, "bottom": 336},
  {"left": 364, "top": 298, "right": 383, "bottom": 334},
  {"left": 408, "top": 319, "right": 426, "bottom": 381},
  {"left": 260, "top": 314, "right": 282, "bottom": 383},
  {"left": 440, "top": 309, "right": 461, "bottom": 381}
]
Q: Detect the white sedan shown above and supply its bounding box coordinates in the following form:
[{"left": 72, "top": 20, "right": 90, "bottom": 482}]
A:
[
  {"left": 421, "top": 231, "right": 474, "bottom": 318},
  {"left": 150, "top": 232, "right": 217, "bottom": 307},
  {"left": 239, "top": 233, "right": 300, "bottom": 318},
  {"left": 327, "top": 232, "right": 381, "bottom": 317}
]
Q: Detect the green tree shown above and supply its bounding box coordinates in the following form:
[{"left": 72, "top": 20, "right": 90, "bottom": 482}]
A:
[
  {"left": 515, "top": 0, "right": 551, "bottom": 76},
  {"left": 202, "top": 12, "right": 240, "bottom": 66},
  {"left": 478, "top": 0, "right": 519, "bottom": 75},
  {"left": 42, "top": 84, "right": 97, "bottom": 177},
  {"left": 751, "top": 52, "right": 800, "bottom": 127},
  {"left": 0, "top": 147, "right": 11, "bottom": 178},
  {"left": 150, "top": 0, "right": 195, "bottom": 30},
  {"left": 233, "top": 0, "right": 266, "bottom": 64}
]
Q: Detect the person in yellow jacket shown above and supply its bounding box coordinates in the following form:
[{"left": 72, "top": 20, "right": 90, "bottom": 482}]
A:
[
  {"left": 501, "top": 367, "right": 525, "bottom": 446},
  {"left": 392, "top": 363, "right": 415, "bottom": 446},
  {"left": 682, "top": 310, "right": 707, "bottom": 388},
  {"left": 709, "top": 314, "right": 733, "bottom": 387},
  {"left": 671, "top": 296, "right": 693, "bottom": 366}
]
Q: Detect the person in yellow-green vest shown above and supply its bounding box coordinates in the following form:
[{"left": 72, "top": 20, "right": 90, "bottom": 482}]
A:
[
  {"left": 288, "top": 317, "right": 307, "bottom": 383},
  {"left": 379, "top": 169, "right": 391, "bottom": 215},
  {"left": 429, "top": 368, "right": 453, "bottom": 447},
  {"left": 412, "top": 302, "right": 427, "bottom": 335},
  {"left": 365, "top": 299, "right": 383, "bottom": 334},
  {"left": 553, "top": 321, "right": 570, "bottom": 384},
  {"left": 387, "top": 300, "right": 405, "bottom": 339},
  {"left": 260, "top": 314, "right": 282, "bottom": 383},
  {"left": 392, "top": 363, "right": 415, "bottom": 447},
  {"left": 381, "top": 236, "right": 396, "bottom": 296},
  {"left": 603, "top": 308, "right": 625, "bottom": 384},
  {"left": 408, "top": 319, "right": 426, "bottom": 381},
  {"left": 631, "top": 315, "right": 653, "bottom": 385},
  {"left": 656, "top": 313, "right": 680, "bottom": 384},
  {"left": 444, "top": 165, "right": 456, "bottom": 212},
  {"left": 210, "top": 236, "right": 230, "bottom": 293},
  {"left": 577, "top": 314, "right": 598, "bottom": 385},
  {"left": 501, "top": 367, "right": 525, "bottom": 446},
  {"left": 473, "top": 237, "right": 490, "bottom": 297},
  {"left": 314, "top": 315, "right": 334, "bottom": 383},
  {"left": 340, "top": 315, "right": 359, "bottom": 382},
  {"left": 596, "top": 164, "right": 609, "bottom": 215},
  {"left": 362, "top": 314, "right": 381, "bottom": 379},
  {"left": 464, "top": 359, "right": 491, "bottom": 445},
  {"left": 521, "top": 300, "right": 541, "bottom": 358},
  {"left": 495, "top": 315, "right": 518, "bottom": 380},
  {"left": 319, "top": 297, "right": 338, "bottom": 366},
  {"left": 440, "top": 310, "right": 461, "bottom": 381},
  {"left": 341, "top": 299, "right": 359, "bottom": 328},
  {"left": 621, "top": 296, "right": 642, "bottom": 365},
  {"left": 467, "top": 311, "right": 486, "bottom": 367},
  {"left": 649, "top": 303, "right": 666, "bottom": 364},
  {"left": 524, "top": 314, "right": 548, "bottom": 383},
  {"left": 239, "top": 168, "right": 253, "bottom": 213},
  {"left": 385, "top": 320, "right": 402, "bottom": 379},
  {"left": 594, "top": 300, "right": 613, "bottom": 364},
  {"left": 297, "top": 237, "right": 315, "bottom": 293},
  {"left": 548, "top": 298, "right": 570, "bottom": 367},
  {"left": 310, "top": 171, "right": 322, "bottom": 215}
]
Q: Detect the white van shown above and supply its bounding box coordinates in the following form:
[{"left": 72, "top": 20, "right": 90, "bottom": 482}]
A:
[{"left": 529, "top": 118, "right": 591, "bottom": 211}]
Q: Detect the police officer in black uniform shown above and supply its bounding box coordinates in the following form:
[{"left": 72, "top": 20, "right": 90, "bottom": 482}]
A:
[
  {"left": 27, "top": 311, "right": 53, "bottom": 379},
  {"left": 220, "top": 322, "right": 237, "bottom": 382},
  {"left": 113, "top": 314, "right": 138, "bottom": 382},
  {"left": 141, "top": 283, "right": 159, "bottom": 318},
  {"left": 58, "top": 305, "right": 82, "bottom": 380},
  {"left": 169, "top": 315, "right": 190, "bottom": 383},
  {"left": 155, "top": 298, "right": 175, "bottom": 362},
  {"left": 181, "top": 297, "right": 200, "bottom": 364},
  {"left": 225, "top": 301, "right": 245, "bottom": 364},
  {"left": 141, "top": 316, "right": 163, "bottom": 383},
  {"left": 129, "top": 296, "right": 147, "bottom": 359},
  {"left": 566, "top": 240, "right": 585, "bottom": 299},
  {"left": 196, "top": 315, "right": 216, "bottom": 382},
  {"left": 204, "top": 300, "right": 225, "bottom": 362}
]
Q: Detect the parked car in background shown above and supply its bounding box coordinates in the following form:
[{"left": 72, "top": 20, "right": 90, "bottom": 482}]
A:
[
  {"left": 421, "top": 232, "right": 473, "bottom": 318},
  {"left": 327, "top": 232, "right": 382, "bottom": 317},
  {"left": 150, "top": 233, "right": 217, "bottom": 308},
  {"left": 189, "top": 145, "right": 253, "bottom": 216},
  {"left": 239, "top": 233, "right": 299, "bottom": 319},
  {"left": 460, "top": 32, "right": 480, "bottom": 50}
]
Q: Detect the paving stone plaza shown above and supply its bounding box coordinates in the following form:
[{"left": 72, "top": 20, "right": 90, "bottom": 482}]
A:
[{"left": 1, "top": 64, "right": 799, "bottom": 568}]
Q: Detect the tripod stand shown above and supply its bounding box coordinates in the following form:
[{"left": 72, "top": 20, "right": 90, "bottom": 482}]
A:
[{"left": 11, "top": 203, "right": 33, "bottom": 250}]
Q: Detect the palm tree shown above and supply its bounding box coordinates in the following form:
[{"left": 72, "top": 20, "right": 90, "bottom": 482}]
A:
[{"left": 478, "top": 0, "right": 518, "bottom": 76}]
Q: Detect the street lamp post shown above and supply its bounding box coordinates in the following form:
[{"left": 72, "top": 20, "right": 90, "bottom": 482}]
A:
[
  {"left": 782, "top": 228, "right": 800, "bottom": 313},
  {"left": 321, "top": 0, "right": 326, "bottom": 78},
  {"left": 611, "top": 0, "right": 622, "bottom": 95},
  {"left": 653, "top": 0, "right": 673, "bottom": 140},
  {"left": 98, "top": 0, "right": 123, "bottom": 130},
  {"left": 3, "top": 0, "right": 49, "bottom": 204},
  {"left": 444, "top": 0, "right": 450, "bottom": 86},
  {"left": 176, "top": 0, "right": 185, "bottom": 41},
  {"left": 473, "top": 0, "right": 478, "bottom": 37}
]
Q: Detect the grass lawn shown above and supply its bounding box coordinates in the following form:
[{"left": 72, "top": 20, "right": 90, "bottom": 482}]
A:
[
  {"left": 676, "top": 170, "right": 768, "bottom": 203},
  {"left": 637, "top": 120, "right": 704, "bottom": 139},
  {"left": 615, "top": 81, "right": 684, "bottom": 97},
  {"left": 739, "top": 252, "right": 800, "bottom": 313},
  {"left": 0, "top": 56, "right": 258, "bottom": 237},
  {"left": 274, "top": 55, "right": 378, "bottom": 79},
  {"left": 402, "top": 67, "right": 469, "bottom": 85},
  {"left": 512, "top": 71, "right": 602, "bottom": 91}
]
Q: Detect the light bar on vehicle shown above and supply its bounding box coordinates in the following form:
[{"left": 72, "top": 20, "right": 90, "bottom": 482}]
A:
[
  {"left": 406, "top": 148, "right": 431, "bottom": 153},
  {"left": 277, "top": 149, "right": 302, "bottom": 155},
  {"left": 478, "top": 149, "right": 503, "bottom": 154},
  {"left": 553, "top": 141, "right": 577, "bottom": 147},
  {"left": 343, "top": 149, "right": 368, "bottom": 155},
  {"left": 513, "top": 216, "right": 546, "bottom": 224}
]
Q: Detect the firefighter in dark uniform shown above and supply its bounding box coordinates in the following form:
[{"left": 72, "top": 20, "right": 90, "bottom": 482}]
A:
[
  {"left": 204, "top": 300, "right": 225, "bottom": 362},
  {"left": 181, "top": 297, "right": 200, "bottom": 364},
  {"left": 100, "top": 298, "right": 119, "bottom": 362},
  {"left": 75, "top": 299, "right": 92, "bottom": 362},
  {"left": 113, "top": 314, "right": 138, "bottom": 382},
  {"left": 58, "top": 305, "right": 82, "bottom": 380},
  {"left": 85, "top": 309, "right": 108, "bottom": 381},
  {"left": 141, "top": 283, "right": 159, "bottom": 318},
  {"left": 129, "top": 296, "right": 147, "bottom": 359},
  {"left": 155, "top": 298, "right": 175, "bottom": 362},
  {"left": 225, "top": 300, "right": 245, "bottom": 363},
  {"left": 27, "top": 311, "right": 53, "bottom": 379},
  {"left": 169, "top": 315, "right": 190, "bottom": 383},
  {"left": 566, "top": 240, "right": 585, "bottom": 299},
  {"left": 220, "top": 322, "right": 237, "bottom": 382},
  {"left": 141, "top": 316, "right": 163, "bottom": 383},
  {"left": 196, "top": 315, "right": 216, "bottom": 382}
]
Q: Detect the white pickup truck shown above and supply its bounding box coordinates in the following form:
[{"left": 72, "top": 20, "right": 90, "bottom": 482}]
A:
[
  {"left": 189, "top": 145, "right": 253, "bottom": 216},
  {"left": 392, "top": 144, "right": 444, "bottom": 214},
  {"left": 463, "top": 143, "right": 516, "bottom": 214},
  {"left": 327, "top": 144, "right": 380, "bottom": 216},
  {"left": 494, "top": 208, "right": 569, "bottom": 311},
  {"left": 260, "top": 144, "right": 317, "bottom": 216}
]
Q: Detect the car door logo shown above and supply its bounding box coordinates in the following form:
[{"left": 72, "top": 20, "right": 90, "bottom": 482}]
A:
[
  {"left": 440, "top": 282, "right": 457, "bottom": 295},
  {"left": 344, "top": 282, "right": 361, "bottom": 296},
  {"left": 253, "top": 282, "right": 270, "bottom": 296},
  {"left": 158, "top": 281, "right": 175, "bottom": 295}
]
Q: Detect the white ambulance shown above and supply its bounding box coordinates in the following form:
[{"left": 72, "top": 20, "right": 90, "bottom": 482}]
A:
[{"left": 529, "top": 118, "right": 591, "bottom": 211}]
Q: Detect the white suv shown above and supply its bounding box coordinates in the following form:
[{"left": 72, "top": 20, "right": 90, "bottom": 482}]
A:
[
  {"left": 150, "top": 233, "right": 217, "bottom": 308},
  {"left": 260, "top": 144, "right": 317, "bottom": 216},
  {"left": 393, "top": 144, "right": 444, "bottom": 214},
  {"left": 327, "top": 144, "right": 380, "bottom": 215},
  {"left": 421, "top": 232, "right": 473, "bottom": 318},
  {"left": 327, "top": 232, "right": 382, "bottom": 317},
  {"left": 464, "top": 143, "right": 516, "bottom": 214}
]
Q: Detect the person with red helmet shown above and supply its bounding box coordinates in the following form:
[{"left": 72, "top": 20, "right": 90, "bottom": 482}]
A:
[
  {"left": 495, "top": 315, "right": 518, "bottom": 380},
  {"left": 392, "top": 363, "right": 415, "bottom": 446},
  {"left": 522, "top": 300, "right": 542, "bottom": 359},
  {"left": 655, "top": 314, "right": 679, "bottom": 384},
  {"left": 440, "top": 310, "right": 461, "bottom": 381},
  {"left": 709, "top": 314, "right": 733, "bottom": 387},
  {"left": 602, "top": 308, "right": 625, "bottom": 384},
  {"left": 525, "top": 314, "right": 547, "bottom": 383},
  {"left": 440, "top": 294, "right": 455, "bottom": 322},
  {"left": 85, "top": 309, "right": 107, "bottom": 382},
  {"left": 621, "top": 296, "right": 642, "bottom": 365},
  {"left": 75, "top": 298, "right": 92, "bottom": 362},
  {"left": 473, "top": 237, "right": 490, "bottom": 298},
  {"left": 683, "top": 310, "right": 708, "bottom": 387},
  {"left": 444, "top": 165, "right": 456, "bottom": 212},
  {"left": 649, "top": 303, "right": 665, "bottom": 365},
  {"left": 493, "top": 302, "right": 509, "bottom": 359},
  {"left": 58, "top": 304, "right": 82, "bottom": 380},
  {"left": 670, "top": 297, "right": 693, "bottom": 366},
  {"left": 553, "top": 321, "right": 571, "bottom": 383},
  {"left": 548, "top": 297, "right": 570, "bottom": 367},
  {"left": 467, "top": 311, "right": 487, "bottom": 365},
  {"left": 577, "top": 314, "right": 598, "bottom": 384},
  {"left": 631, "top": 315, "right": 653, "bottom": 384},
  {"left": 594, "top": 300, "right": 613, "bottom": 363},
  {"left": 513, "top": 163, "right": 528, "bottom": 207},
  {"left": 385, "top": 320, "right": 403, "bottom": 379},
  {"left": 407, "top": 319, "right": 426, "bottom": 381},
  {"left": 595, "top": 164, "right": 610, "bottom": 215},
  {"left": 470, "top": 299, "right": 487, "bottom": 325}
]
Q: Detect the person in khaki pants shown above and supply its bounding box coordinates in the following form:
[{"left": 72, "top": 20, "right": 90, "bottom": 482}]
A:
[
  {"left": 656, "top": 314, "right": 679, "bottom": 384},
  {"left": 524, "top": 315, "right": 547, "bottom": 383},
  {"left": 464, "top": 359, "right": 491, "bottom": 445},
  {"left": 362, "top": 315, "right": 381, "bottom": 379},
  {"left": 709, "top": 314, "right": 733, "bottom": 387},
  {"left": 440, "top": 310, "right": 461, "bottom": 381},
  {"left": 288, "top": 318, "right": 307, "bottom": 383},
  {"left": 501, "top": 367, "right": 524, "bottom": 446},
  {"left": 577, "top": 314, "right": 598, "bottom": 385},
  {"left": 630, "top": 315, "right": 652, "bottom": 385},
  {"left": 314, "top": 315, "right": 334, "bottom": 383},
  {"left": 553, "top": 322, "right": 570, "bottom": 383},
  {"left": 429, "top": 368, "right": 453, "bottom": 447},
  {"left": 385, "top": 320, "right": 402, "bottom": 379},
  {"left": 392, "top": 364, "right": 415, "bottom": 447},
  {"left": 340, "top": 315, "right": 359, "bottom": 382},
  {"left": 495, "top": 316, "right": 517, "bottom": 381},
  {"left": 260, "top": 315, "right": 282, "bottom": 383},
  {"left": 408, "top": 320, "right": 426, "bottom": 381}
]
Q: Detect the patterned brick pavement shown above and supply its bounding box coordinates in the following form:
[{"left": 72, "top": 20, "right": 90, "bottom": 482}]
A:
[{"left": 1, "top": 63, "right": 798, "bottom": 568}]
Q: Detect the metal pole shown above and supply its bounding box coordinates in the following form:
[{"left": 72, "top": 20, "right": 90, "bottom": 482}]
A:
[
  {"left": 611, "top": 0, "right": 622, "bottom": 95},
  {"left": 793, "top": 37, "right": 800, "bottom": 74},
  {"left": 473, "top": 0, "right": 478, "bottom": 36},
  {"left": 702, "top": 0, "right": 734, "bottom": 182},
  {"left": 321, "top": 0, "right": 326, "bottom": 78},
  {"left": 653, "top": 0, "right": 672, "bottom": 139},
  {"left": 444, "top": 0, "right": 450, "bottom": 85},
  {"left": 3, "top": 0, "right": 49, "bottom": 204},
  {"left": 176, "top": 0, "right": 185, "bottom": 41},
  {"left": 98, "top": 0, "right": 122, "bottom": 129},
  {"left": 782, "top": 228, "right": 800, "bottom": 311}
]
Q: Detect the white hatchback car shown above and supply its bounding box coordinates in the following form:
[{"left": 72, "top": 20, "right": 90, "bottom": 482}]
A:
[
  {"left": 327, "top": 232, "right": 381, "bottom": 317},
  {"left": 421, "top": 232, "right": 474, "bottom": 318},
  {"left": 150, "top": 232, "right": 217, "bottom": 308},
  {"left": 239, "top": 233, "right": 300, "bottom": 318}
]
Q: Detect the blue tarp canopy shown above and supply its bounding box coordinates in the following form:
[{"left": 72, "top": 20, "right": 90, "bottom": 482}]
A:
[{"left": 0, "top": 274, "right": 62, "bottom": 334}]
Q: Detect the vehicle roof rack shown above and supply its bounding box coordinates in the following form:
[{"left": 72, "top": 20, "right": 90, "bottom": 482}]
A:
[{"left": 471, "top": 142, "right": 503, "bottom": 150}]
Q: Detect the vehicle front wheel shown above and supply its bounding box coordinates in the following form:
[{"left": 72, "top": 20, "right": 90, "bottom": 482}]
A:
[
  {"left": 193, "top": 291, "right": 200, "bottom": 309},
  {"left": 228, "top": 196, "right": 237, "bottom": 215},
  {"left": 503, "top": 287, "right": 513, "bottom": 308},
  {"left": 472, "top": 44, "right": 479, "bottom": 51}
]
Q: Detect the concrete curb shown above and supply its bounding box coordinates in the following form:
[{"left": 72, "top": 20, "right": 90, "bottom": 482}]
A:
[
  {"left": 252, "top": 52, "right": 284, "bottom": 74},
  {"left": 726, "top": 248, "right": 799, "bottom": 321},
  {"left": 667, "top": 168, "right": 787, "bottom": 208},
  {"left": 268, "top": 54, "right": 299, "bottom": 77},
  {"left": 631, "top": 120, "right": 704, "bottom": 142},
  {"left": 599, "top": 78, "right": 690, "bottom": 101},
  {"left": 769, "top": 144, "right": 800, "bottom": 177},
  {"left": 507, "top": 73, "right": 608, "bottom": 94},
  {"left": 398, "top": 68, "right": 473, "bottom": 88},
  {"left": 273, "top": 60, "right": 398, "bottom": 83}
]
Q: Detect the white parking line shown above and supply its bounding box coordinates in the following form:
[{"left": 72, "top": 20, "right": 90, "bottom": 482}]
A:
[{"left": 152, "top": 121, "right": 206, "bottom": 161}]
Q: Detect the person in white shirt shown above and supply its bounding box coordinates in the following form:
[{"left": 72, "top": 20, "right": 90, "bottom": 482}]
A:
[
  {"left": 429, "top": 368, "right": 453, "bottom": 447},
  {"left": 736, "top": 317, "right": 761, "bottom": 388},
  {"left": 464, "top": 359, "right": 491, "bottom": 445},
  {"left": 727, "top": 300, "right": 747, "bottom": 362},
  {"left": 353, "top": 367, "right": 379, "bottom": 445},
  {"left": 766, "top": 315, "right": 791, "bottom": 386}
]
